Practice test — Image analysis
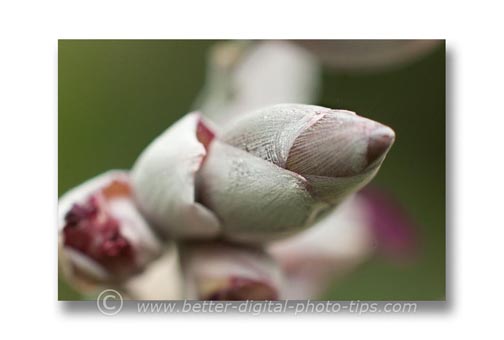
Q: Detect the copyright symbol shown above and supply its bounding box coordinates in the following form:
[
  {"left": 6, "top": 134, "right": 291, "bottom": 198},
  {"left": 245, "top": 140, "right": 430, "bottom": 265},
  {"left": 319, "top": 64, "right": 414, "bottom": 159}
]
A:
[{"left": 97, "top": 289, "right": 123, "bottom": 316}]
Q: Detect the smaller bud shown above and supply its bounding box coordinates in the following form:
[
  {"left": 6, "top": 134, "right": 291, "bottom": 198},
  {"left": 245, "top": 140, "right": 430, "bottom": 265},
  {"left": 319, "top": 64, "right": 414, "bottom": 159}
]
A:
[
  {"left": 180, "top": 242, "right": 282, "bottom": 300},
  {"left": 131, "top": 113, "right": 221, "bottom": 239},
  {"left": 58, "top": 171, "right": 162, "bottom": 290}
]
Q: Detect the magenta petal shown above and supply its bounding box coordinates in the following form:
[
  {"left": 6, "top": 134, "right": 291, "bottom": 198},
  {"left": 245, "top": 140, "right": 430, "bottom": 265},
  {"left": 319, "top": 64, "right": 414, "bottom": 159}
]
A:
[{"left": 358, "top": 187, "right": 419, "bottom": 263}]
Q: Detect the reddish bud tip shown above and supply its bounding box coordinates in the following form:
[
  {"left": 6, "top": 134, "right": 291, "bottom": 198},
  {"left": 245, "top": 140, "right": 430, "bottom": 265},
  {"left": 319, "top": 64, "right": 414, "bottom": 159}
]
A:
[
  {"left": 196, "top": 119, "right": 215, "bottom": 150},
  {"left": 366, "top": 126, "right": 395, "bottom": 167}
]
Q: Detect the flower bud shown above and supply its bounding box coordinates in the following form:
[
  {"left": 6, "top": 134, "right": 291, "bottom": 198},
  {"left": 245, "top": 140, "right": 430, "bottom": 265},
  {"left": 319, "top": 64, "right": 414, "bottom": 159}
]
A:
[
  {"left": 198, "top": 104, "right": 395, "bottom": 242},
  {"left": 221, "top": 104, "right": 394, "bottom": 186},
  {"left": 58, "top": 171, "right": 162, "bottom": 289},
  {"left": 131, "top": 113, "right": 221, "bottom": 239},
  {"left": 180, "top": 242, "right": 282, "bottom": 300}
]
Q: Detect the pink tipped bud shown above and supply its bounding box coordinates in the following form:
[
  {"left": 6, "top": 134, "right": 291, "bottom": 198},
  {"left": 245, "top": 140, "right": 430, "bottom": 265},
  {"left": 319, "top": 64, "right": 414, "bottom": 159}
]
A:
[
  {"left": 221, "top": 104, "right": 395, "bottom": 201},
  {"left": 197, "top": 104, "right": 395, "bottom": 243}
]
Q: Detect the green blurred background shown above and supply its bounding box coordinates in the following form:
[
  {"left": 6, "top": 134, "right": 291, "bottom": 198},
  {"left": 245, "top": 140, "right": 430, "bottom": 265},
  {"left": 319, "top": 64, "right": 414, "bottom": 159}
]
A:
[{"left": 58, "top": 40, "right": 445, "bottom": 300}]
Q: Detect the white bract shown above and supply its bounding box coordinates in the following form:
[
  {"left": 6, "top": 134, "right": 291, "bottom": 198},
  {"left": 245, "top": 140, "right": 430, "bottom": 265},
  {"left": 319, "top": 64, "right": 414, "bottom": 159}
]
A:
[{"left": 131, "top": 113, "right": 221, "bottom": 239}]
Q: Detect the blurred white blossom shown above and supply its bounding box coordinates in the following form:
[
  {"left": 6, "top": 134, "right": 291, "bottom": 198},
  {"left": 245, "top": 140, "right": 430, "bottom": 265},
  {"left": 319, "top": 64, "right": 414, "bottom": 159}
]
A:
[{"left": 180, "top": 242, "right": 282, "bottom": 300}]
